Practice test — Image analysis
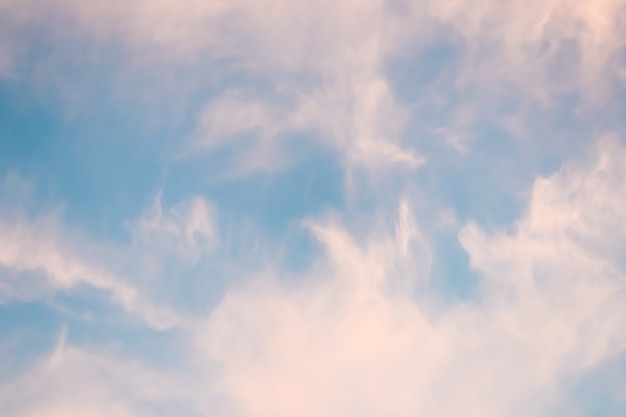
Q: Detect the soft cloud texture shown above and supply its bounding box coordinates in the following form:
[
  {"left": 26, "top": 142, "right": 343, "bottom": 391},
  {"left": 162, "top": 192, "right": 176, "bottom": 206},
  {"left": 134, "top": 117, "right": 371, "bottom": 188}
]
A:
[
  {"left": 197, "top": 140, "right": 626, "bottom": 417},
  {"left": 0, "top": 329, "right": 208, "bottom": 417},
  {"left": 0, "top": 211, "right": 181, "bottom": 330},
  {"left": 4, "top": 0, "right": 625, "bottom": 167},
  {"left": 133, "top": 193, "right": 217, "bottom": 263},
  {"left": 1, "top": 139, "right": 626, "bottom": 416},
  {"left": 0, "top": 188, "right": 220, "bottom": 329},
  {"left": 1, "top": 1, "right": 626, "bottom": 416}
]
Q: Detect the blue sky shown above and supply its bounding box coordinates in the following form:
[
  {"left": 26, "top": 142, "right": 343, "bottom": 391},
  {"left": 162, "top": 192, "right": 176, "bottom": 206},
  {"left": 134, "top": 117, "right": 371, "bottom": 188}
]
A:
[{"left": 1, "top": 1, "right": 626, "bottom": 416}]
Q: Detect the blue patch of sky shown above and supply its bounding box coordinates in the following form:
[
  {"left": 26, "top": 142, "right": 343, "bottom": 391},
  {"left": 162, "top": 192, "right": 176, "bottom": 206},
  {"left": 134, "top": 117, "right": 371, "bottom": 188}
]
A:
[
  {"left": 0, "top": 28, "right": 232, "bottom": 229},
  {"left": 1, "top": 25, "right": 351, "bottom": 259},
  {"left": 0, "top": 300, "right": 62, "bottom": 382},
  {"left": 1, "top": 38, "right": 355, "bottom": 322},
  {"left": 0, "top": 79, "right": 162, "bottom": 240},
  {"left": 555, "top": 354, "right": 626, "bottom": 416},
  {"left": 429, "top": 233, "right": 477, "bottom": 302},
  {"left": 164, "top": 131, "right": 345, "bottom": 258},
  {"left": 386, "top": 33, "right": 460, "bottom": 105}
]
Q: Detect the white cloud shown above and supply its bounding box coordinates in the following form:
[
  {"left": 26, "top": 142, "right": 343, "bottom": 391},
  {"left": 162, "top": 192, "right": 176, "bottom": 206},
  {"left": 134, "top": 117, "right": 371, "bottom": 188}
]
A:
[
  {"left": 459, "top": 138, "right": 626, "bottom": 368},
  {"left": 0, "top": 329, "right": 205, "bottom": 417},
  {"left": 1, "top": 0, "right": 424, "bottom": 171},
  {"left": 0, "top": 188, "right": 222, "bottom": 330},
  {"left": 194, "top": 76, "right": 421, "bottom": 172},
  {"left": 2, "top": 1, "right": 626, "bottom": 415},
  {"left": 195, "top": 140, "right": 626, "bottom": 417},
  {"left": 1, "top": 140, "right": 625, "bottom": 417},
  {"left": 429, "top": 0, "right": 626, "bottom": 96},
  {"left": 0, "top": 211, "right": 181, "bottom": 329},
  {"left": 4, "top": 0, "right": 624, "bottom": 165},
  {"left": 133, "top": 193, "right": 217, "bottom": 263}
]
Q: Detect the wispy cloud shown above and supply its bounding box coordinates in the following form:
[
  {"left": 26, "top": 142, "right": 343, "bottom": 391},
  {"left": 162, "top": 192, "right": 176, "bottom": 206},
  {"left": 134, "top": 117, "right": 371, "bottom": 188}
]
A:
[
  {"left": 1, "top": 139, "right": 625, "bottom": 417},
  {"left": 0, "top": 184, "right": 221, "bottom": 330},
  {"left": 1, "top": 1, "right": 625, "bottom": 416},
  {"left": 199, "top": 140, "right": 626, "bottom": 417},
  {"left": 132, "top": 193, "right": 217, "bottom": 263}
]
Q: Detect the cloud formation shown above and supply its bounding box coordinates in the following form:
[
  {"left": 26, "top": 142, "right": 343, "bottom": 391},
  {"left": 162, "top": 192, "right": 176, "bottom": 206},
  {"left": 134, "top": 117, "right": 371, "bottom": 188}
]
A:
[
  {"left": 194, "top": 140, "right": 626, "bottom": 417},
  {"left": 1, "top": 1, "right": 626, "bottom": 416},
  {"left": 2, "top": 134, "right": 626, "bottom": 417},
  {"left": 0, "top": 186, "right": 220, "bottom": 329}
]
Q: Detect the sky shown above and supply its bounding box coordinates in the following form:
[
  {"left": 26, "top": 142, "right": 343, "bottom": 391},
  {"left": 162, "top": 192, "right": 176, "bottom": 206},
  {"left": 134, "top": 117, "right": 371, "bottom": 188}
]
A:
[{"left": 1, "top": 0, "right": 626, "bottom": 416}]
